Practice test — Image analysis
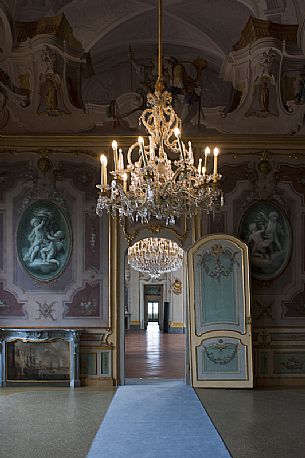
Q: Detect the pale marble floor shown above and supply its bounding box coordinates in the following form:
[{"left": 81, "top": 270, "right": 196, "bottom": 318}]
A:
[
  {"left": 0, "top": 387, "right": 115, "bottom": 458},
  {"left": 196, "top": 387, "right": 305, "bottom": 458},
  {"left": 1, "top": 386, "right": 305, "bottom": 458}
]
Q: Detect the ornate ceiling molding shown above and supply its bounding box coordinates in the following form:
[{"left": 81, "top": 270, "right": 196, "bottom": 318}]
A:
[
  {"left": 15, "top": 13, "right": 82, "bottom": 49},
  {"left": 0, "top": 134, "right": 305, "bottom": 152},
  {"left": 233, "top": 16, "right": 298, "bottom": 51}
]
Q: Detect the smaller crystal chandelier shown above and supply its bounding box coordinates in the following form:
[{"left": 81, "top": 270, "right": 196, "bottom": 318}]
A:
[
  {"left": 128, "top": 237, "right": 183, "bottom": 278},
  {"left": 96, "top": 0, "right": 223, "bottom": 225}
]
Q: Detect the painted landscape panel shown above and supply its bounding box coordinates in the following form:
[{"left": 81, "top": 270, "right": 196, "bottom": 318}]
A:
[{"left": 7, "top": 340, "right": 70, "bottom": 381}]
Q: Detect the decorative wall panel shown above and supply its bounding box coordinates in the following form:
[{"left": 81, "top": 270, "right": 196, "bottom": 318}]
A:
[
  {"left": 273, "top": 351, "right": 305, "bottom": 375},
  {"left": 84, "top": 212, "right": 101, "bottom": 271},
  {"left": 64, "top": 282, "right": 101, "bottom": 318},
  {"left": 202, "top": 150, "right": 305, "bottom": 385},
  {"left": 0, "top": 282, "right": 26, "bottom": 318},
  {"left": 0, "top": 153, "right": 109, "bottom": 328}
]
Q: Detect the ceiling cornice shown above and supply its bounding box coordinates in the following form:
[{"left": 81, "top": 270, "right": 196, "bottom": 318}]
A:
[{"left": 0, "top": 134, "right": 304, "bottom": 152}]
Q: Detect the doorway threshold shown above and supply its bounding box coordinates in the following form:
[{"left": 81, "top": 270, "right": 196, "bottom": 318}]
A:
[{"left": 125, "top": 378, "right": 185, "bottom": 386}]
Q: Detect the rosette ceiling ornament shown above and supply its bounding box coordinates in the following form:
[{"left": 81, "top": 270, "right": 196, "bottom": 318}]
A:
[
  {"left": 128, "top": 237, "right": 184, "bottom": 279},
  {"left": 96, "top": 0, "right": 223, "bottom": 225}
]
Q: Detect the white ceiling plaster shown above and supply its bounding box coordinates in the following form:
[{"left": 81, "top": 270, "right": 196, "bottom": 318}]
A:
[
  {"left": 61, "top": 0, "right": 153, "bottom": 51},
  {"left": 236, "top": 0, "right": 265, "bottom": 17},
  {"left": 89, "top": 10, "right": 224, "bottom": 66}
]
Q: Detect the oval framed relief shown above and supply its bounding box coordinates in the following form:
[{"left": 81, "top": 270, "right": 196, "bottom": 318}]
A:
[
  {"left": 238, "top": 201, "right": 291, "bottom": 281},
  {"left": 17, "top": 200, "right": 72, "bottom": 281}
]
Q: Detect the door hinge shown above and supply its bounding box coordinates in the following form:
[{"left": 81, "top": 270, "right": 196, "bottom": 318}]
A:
[{"left": 246, "top": 316, "right": 252, "bottom": 325}]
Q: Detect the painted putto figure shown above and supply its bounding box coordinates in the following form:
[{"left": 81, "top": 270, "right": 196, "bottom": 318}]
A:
[{"left": 22, "top": 208, "right": 66, "bottom": 274}]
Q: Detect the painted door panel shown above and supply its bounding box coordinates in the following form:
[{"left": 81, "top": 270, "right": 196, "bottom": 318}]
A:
[{"left": 188, "top": 234, "right": 253, "bottom": 388}]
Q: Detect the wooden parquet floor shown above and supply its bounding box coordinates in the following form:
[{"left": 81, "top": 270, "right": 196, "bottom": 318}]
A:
[{"left": 125, "top": 322, "right": 186, "bottom": 379}]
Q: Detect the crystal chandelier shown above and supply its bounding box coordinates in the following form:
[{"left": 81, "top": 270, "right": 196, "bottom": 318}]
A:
[
  {"left": 96, "top": 0, "right": 223, "bottom": 225},
  {"left": 128, "top": 237, "right": 183, "bottom": 278}
]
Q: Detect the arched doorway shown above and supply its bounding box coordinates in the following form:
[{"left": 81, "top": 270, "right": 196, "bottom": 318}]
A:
[{"left": 124, "top": 248, "right": 187, "bottom": 384}]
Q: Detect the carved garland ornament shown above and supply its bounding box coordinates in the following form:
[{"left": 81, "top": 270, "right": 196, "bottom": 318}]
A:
[
  {"left": 199, "top": 244, "right": 239, "bottom": 283},
  {"left": 204, "top": 340, "right": 238, "bottom": 365},
  {"left": 171, "top": 278, "right": 182, "bottom": 295}
]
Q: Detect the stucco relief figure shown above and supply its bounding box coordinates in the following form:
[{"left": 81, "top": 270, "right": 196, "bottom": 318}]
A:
[
  {"left": 45, "top": 73, "right": 58, "bottom": 111},
  {"left": 37, "top": 47, "right": 69, "bottom": 116},
  {"left": 260, "top": 81, "right": 269, "bottom": 113},
  {"left": 38, "top": 72, "right": 65, "bottom": 115},
  {"left": 18, "top": 202, "right": 71, "bottom": 281},
  {"left": 261, "top": 50, "right": 274, "bottom": 77},
  {"left": 18, "top": 71, "right": 31, "bottom": 92},
  {"left": 239, "top": 203, "right": 290, "bottom": 280},
  {"left": 246, "top": 76, "right": 277, "bottom": 118}
]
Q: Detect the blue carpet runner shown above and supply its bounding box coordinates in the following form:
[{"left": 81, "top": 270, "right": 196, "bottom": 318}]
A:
[{"left": 87, "top": 382, "right": 230, "bottom": 458}]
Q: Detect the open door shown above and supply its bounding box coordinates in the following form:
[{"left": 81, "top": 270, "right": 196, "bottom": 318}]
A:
[{"left": 188, "top": 234, "right": 253, "bottom": 388}]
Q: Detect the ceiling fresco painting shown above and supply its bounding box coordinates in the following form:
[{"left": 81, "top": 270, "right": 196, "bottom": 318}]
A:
[{"left": 0, "top": 0, "right": 304, "bottom": 134}]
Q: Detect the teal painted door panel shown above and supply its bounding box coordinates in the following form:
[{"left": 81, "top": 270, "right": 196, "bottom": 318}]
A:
[
  {"left": 189, "top": 234, "right": 253, "bottom": 387},
  {"left": 194, "top": 240, "right": 245, "bottom": 334},
  {"left": 196, "top": 337, "right": 248, "bottom": 381}
]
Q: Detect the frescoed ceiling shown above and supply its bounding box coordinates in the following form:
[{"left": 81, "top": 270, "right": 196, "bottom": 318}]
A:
[{"left": 12, "top": 0, "right": 304, "bottom": 104}]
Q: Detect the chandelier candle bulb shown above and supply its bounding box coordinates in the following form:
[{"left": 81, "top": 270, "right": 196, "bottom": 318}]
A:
[
  {"left": 100, "top": 154, "right": 107, "bottom": 188},
  {"left": 213, "top": 147, "right": 219, "bottom": 176},
  {"left": 188, "top": 141, "right": 194, "bottom": 164},
  {"left": 202, "top": 165, "right": 206, "bottom": 177},
  {"left": 112, "top": 140, "right": 118, "bottom": 170},
  {"left": 204, "top": 146, "right": 210, "bottom": 171},
  {"left": 198, "top": 158, "right": 202, "bottom": 175},
  {"left": 119, "top": 149, "right": 124, "bottom": 170}
]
